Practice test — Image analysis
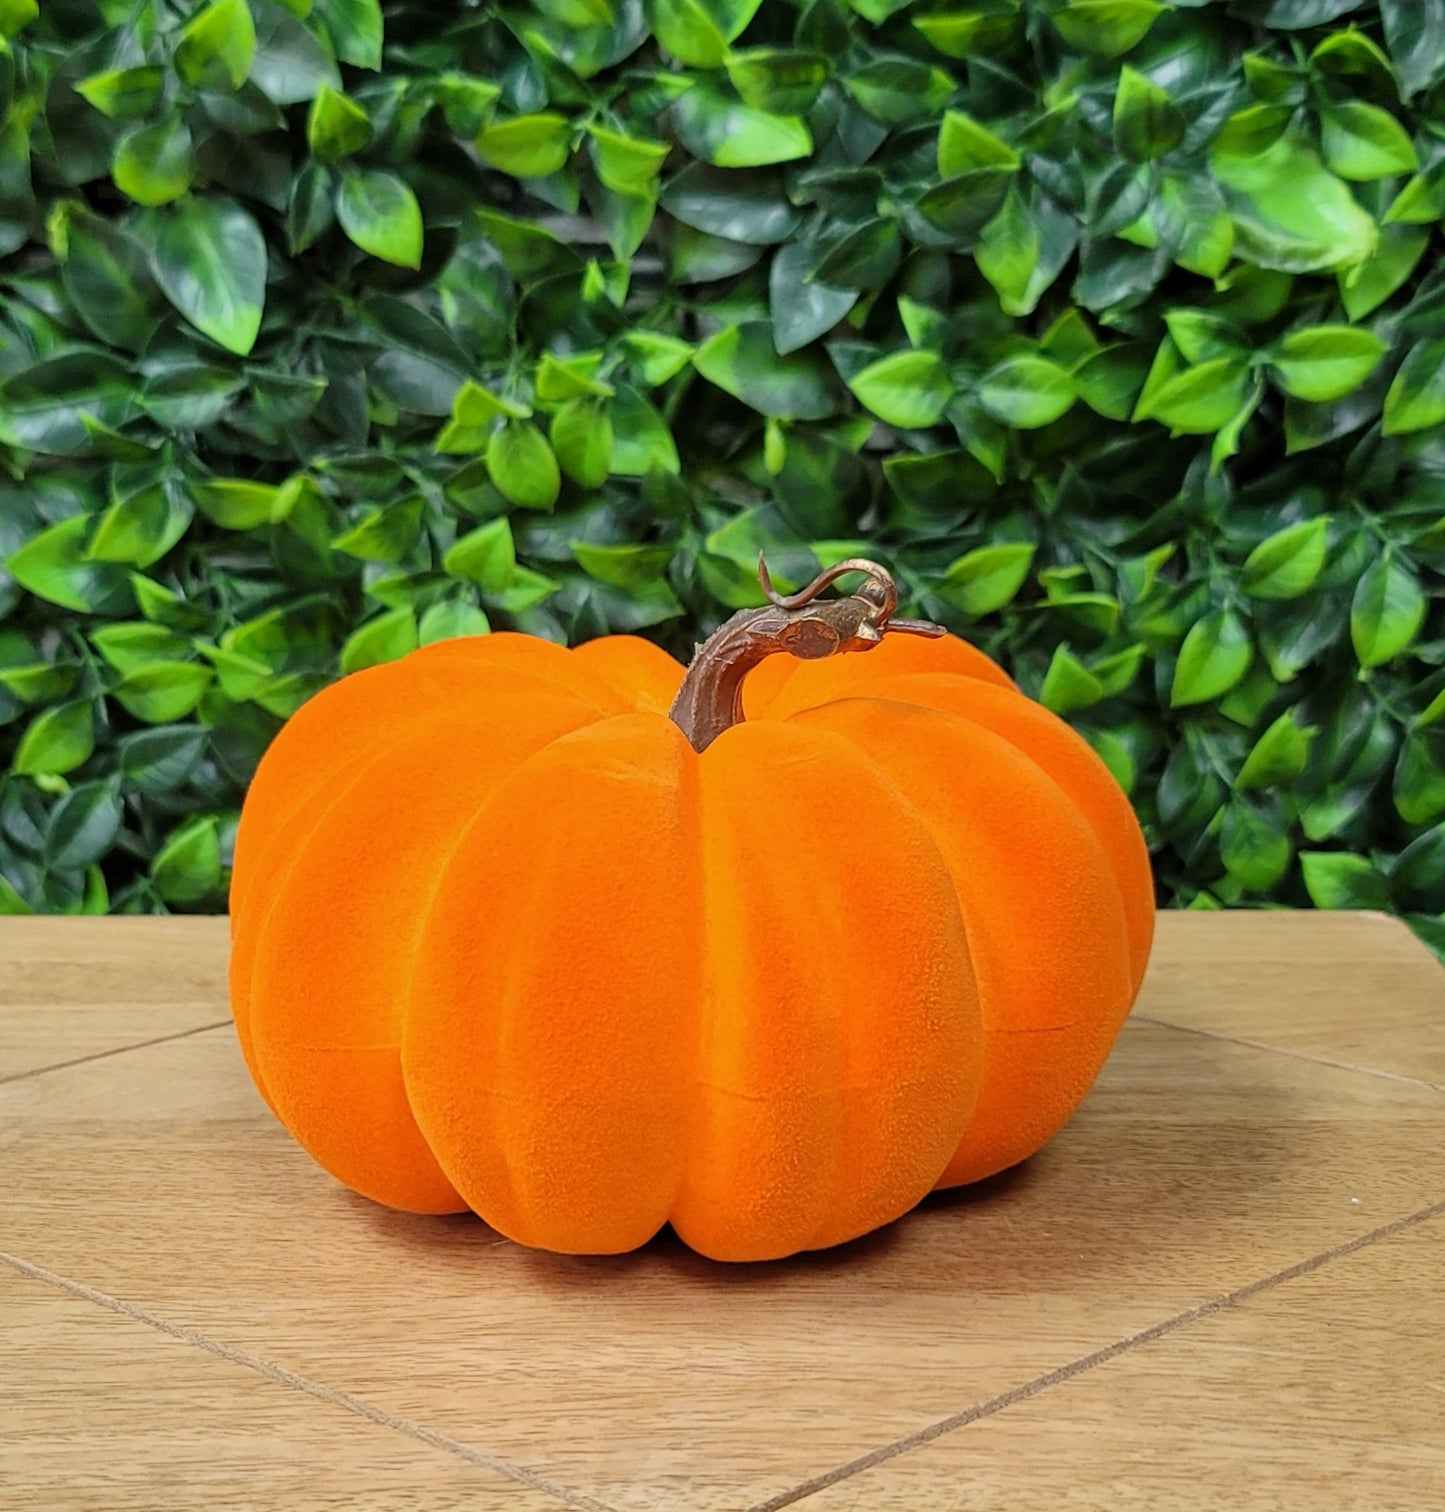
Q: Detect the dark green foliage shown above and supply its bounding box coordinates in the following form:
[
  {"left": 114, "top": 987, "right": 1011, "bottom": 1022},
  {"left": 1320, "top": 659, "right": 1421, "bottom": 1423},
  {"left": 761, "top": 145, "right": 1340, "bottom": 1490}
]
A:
[{"left": 0, "top": 0, "right": 1442, "bottom": 951}]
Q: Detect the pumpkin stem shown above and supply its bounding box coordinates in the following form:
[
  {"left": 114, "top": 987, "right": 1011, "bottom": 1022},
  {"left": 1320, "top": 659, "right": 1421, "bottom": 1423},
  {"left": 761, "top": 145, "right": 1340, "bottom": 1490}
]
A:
[{"left": 667, "top": 555, "right": 945, "bottom": 753}]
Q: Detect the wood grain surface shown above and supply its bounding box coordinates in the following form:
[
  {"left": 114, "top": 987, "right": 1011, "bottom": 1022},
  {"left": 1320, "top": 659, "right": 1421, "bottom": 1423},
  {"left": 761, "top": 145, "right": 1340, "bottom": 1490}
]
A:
[{"left": 2, "top": 911, "right": 1443, "bottom": 1511}]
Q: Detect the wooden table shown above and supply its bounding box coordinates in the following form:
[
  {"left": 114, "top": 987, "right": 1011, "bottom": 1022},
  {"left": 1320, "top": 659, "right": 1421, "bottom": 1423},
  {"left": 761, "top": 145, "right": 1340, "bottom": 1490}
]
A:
[{"left": 3, "top": 912, "right": 1443, "bottom": 1510}]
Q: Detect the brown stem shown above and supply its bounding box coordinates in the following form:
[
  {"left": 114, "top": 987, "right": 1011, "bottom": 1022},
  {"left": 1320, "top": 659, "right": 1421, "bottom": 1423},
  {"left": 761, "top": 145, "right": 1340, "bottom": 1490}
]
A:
[{"left": 668, "top": 557, "right": 944, "bottom": 753}]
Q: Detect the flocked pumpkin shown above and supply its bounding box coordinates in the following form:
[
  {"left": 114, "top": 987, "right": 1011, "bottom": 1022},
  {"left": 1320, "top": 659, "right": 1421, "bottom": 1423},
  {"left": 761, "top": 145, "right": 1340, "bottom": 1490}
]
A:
[{"left": 230, "top": 558, "right": 1153, "bottom": 1262}]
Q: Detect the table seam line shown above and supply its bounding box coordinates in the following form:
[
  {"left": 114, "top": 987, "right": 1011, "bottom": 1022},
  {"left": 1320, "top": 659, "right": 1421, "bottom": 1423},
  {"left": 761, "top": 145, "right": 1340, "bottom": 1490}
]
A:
[
  {"left": 743, "top": 1194, "right": 1445, "bottom": 1512},
  {"left": 1132, "top": 1013, "right": 1445, "bottom": 1095},
  {"left": 0, "top": 1249, "right": 622, "bottom": 1512},
  {"left": 0, "top": 1019, "right": 233, "bottom": 1085}
]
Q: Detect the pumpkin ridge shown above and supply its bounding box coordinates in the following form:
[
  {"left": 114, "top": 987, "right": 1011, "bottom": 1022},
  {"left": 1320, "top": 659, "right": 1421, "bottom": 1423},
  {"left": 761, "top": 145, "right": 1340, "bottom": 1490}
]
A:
[
  {"left": 233, "top": 680, "right": 598, "bottom": 1072},
  {"left": 239, "top": 691, "right": 601, "bottom": 1212},
  {"left": 673, "top": 719, "right": 979, "bottom": 1261},
  {"left": 810, "top": 673, "right": 1155, "bottom": 987},
  {"left": 231, "top": 651, "right": 615, "bottom": 919},
  {"left": 401, "top": 712, "right": 700, "bottom": 1253},
  {"left": 788, "top": 694, "right": 1135, "bottom": 1189}
]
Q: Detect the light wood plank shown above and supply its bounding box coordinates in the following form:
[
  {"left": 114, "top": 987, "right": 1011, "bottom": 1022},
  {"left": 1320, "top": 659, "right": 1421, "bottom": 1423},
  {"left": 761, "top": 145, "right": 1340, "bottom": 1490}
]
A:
[
  {"left": 1145, "top": 912, "right": 1445, "bottom": 1089},
  {"left": 0, "top": 918, "right": 230, "bottom": 1081},
  {"left": 3, "top": 909, "right": 1443, "bottom": 1512},
  {"left": 797, "top": 1217, "right": 1445, "bottom": 1512},
  {"left": 0, "top": 1264, "right": 579, "bottom": 1511}
]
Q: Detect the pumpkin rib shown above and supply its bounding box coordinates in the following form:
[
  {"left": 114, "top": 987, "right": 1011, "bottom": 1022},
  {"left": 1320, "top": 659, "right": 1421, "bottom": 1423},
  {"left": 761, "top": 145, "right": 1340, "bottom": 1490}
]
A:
[
  {"left": 230, "top": 669, "right": 602, "bottom": 1089},
  {"left": 672, "top": 718, "right": 981, "bottom": 1262},
  {"left": 402, "top": 713, "right": 702, "bottom": 1255},
  {"left": 230, "top": 635, "right": 626, "bottom": 921},
  {"left": 801, "top": 671, "right": 1155, "bottom": 989},
  {"left": 743, "top": 629, "right": 1016, "bottom": 724},
  {"left": 789, "top": 695, "right": 1135, "bottom": 1190},
  {"left": 570, "top": 633, "right": 686, "bottom": 714},
  {"left": 237, "top": 690, "right": 601, "bottom": 1214}
]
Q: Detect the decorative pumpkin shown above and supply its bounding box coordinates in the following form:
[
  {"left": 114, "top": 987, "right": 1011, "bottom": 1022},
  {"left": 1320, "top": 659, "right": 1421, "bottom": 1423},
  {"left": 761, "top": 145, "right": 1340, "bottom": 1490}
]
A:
[{"left": 230, "top": 557, "right": 1153, "bottom": 1262}]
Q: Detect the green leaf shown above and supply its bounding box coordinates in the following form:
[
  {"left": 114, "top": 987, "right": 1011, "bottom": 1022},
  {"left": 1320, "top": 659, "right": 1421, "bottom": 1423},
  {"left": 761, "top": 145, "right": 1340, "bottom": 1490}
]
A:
[
  {"left": 1320, "top": 102, "right": 1419, "bottom": 182},
  {"left": 1241, "top": 517, "right": 1330, "bottom": 599},
  {"left": 1394, "top": 823, "right": 1445, "bottom": 904},
  {"left": 418, "top": 600, "right": 490, "bottom": 644},
  {"left": 307, "top": 84, "right": 372, "bottom": 161},
  {"left": 174, "top": 0, "right": 256, "bottom": 92},
  {"left": 812, "top": 219, "right": 902, "bottom": 290},
  {"left": 191, "top": 478, "right": 288, "bottom": 530},
  {"left": 693, "top": 322, "right": 841, "bottom": 419},
  {"left": 844, "top": 58, "right": 954, "bottom": 125},
  {"left": 435, "top": 75, "right": 501, "bottom": 135},
  {"left": 671, "top": 85, "right": 812, "bottom": 168},
  {"left": 77, "top": 65, "right": 166, "bottom": 119},
  {"left": 1171, "top": 610, "right": 1253, "bottom": 707},
  {"left": 573, "top": 541, "right": 676, "bottom": 589},
  {"left": 152, "top": 198, "right": 266, "bottom": 356},
  {"left": 1221, "top": 801, "right": 1292, "bottom": 893},
  {"left": 912, "top": 10, "right": 1017, "bottom": 58},
  {"left": 725, "top": 48, "right": 829, "bottom": 115},
  {"left": 1134, "top": 356, "right": 1250, "bottom": 433},
  {"left": 314, "top": 0, "right": 383, "bottom": 69},
  {"left": 938, "top": 110, "right": 1019, "bottom": 177},
  {"left": 1153, "top": 172, "right": 1234, "bottom": 278},
  {"left": 1380, "top": 0, "right": 1445, "bottom": 99},
  {"left": 444, "top": 517, "right": 516, "bottom": 593},
  {"left": 151, "top": 815, "right": 222, "bottom": 904},
  {"left": 648, "top": 0, "right": 762, "bottom": 67},
  {"left": 1300, "top": 851, "right": 1389, "bottom": 911},
  {"left": 586, "top": 125, "right": 670, "bottom": 197},
  {"left": 1113, "top": 65, "right": 1185, "bottom": 160},
  {"left": 340, "top": 606, "right": 417, "bottom": 673},
  {"left": 1384, "top": 163, "right": 1445, "bottom": 225},
  {"left": 113, "top": 118, "right": 194, "bottom": 207},
  {"left": 1212, "top": 133, "right": 1377, "bottom": 273},
  {"left": 337, "top": 169, "right": 423, "bottom": 269},
  {"left": 935, "top": 543, "right": 1034, "bottom": 616},
  {"left": 487, "top": 421, "right": 561, "bottom": 511},
  {"left": 331, "top": 498, "right": 423, "bottom": 562},
  {"left": 249, "top": 4, "right": 341, "bottom": 104},
  {"left": 92, "top": 622, "right": 192, "bottom": 676},
  {"left": 1040, "top": 647, "right": 1106, "bottom": 715},
  {"left": 770, "top": 239, "right": 859, "bottom": 353},
  {"left": 622, "top": 331, "right": 695, "bottom": 386},
  {"left": 1395, "top": 727, "right": 1445, "bottom": 826},
  {"left": 47, "top": 782, "right": 122, "bottom": 871},
  {"left": 977, "top": 355, "right": 1075, "bottom": 429},
  {"left": 476, "top": 114, "right": 572, "bottom": 178},
  {"left": 975, "top": 182, "right": 1079, "bottom": 317},
  {"left": 608, "top": 387, "right": 680, "bottom": 475},
  {"left": 846, "top": 349, "right": 952, "bottom": 429},
  {"left": 536, "top": 351, "right": 613, "bottom": 401},
  {"left": 119, "top": 726, "right": 208, "bottom": 794},
  {"left": 1237, "top": 710, "right": 1315, "bottom": 789},
  {"left": 550, "top": 398, "right": 613, "bottom": 488},
  {"left": 660, "top": 162, "right": 801, "bottom": 244},
  {"left": 112, "top": 662, "right": 213, "bottom": 723},
  {"left": 1338, "top": 225, "right": 1429, "bottom": 320},
  {"left": 1382, "top": 339, "right": 1445, "bottom": 435},
  {"left": 12, "top": 702, "right": 94, "bottom": 777},
  {"left": 1351, "top": 554, "right": 1426, "bottom": 668},
  {"left": 7, "top": 516, "right": 125, "bottom": 614},
  {"left": 1071, "top": 344, "right": 1150, "bottom": 420},
  {"left": 1270, "top": 325, "right": 1386, "bottom": 402},
  {"left": 1051, "top": 0, "right": 1163, "bottom": 56}
]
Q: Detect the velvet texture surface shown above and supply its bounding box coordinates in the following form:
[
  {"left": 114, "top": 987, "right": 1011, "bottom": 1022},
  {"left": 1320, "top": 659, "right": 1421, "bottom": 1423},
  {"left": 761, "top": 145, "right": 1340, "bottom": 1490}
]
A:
[{"left": 230, "top": 631, "right": 1153, "bottom": 1261}]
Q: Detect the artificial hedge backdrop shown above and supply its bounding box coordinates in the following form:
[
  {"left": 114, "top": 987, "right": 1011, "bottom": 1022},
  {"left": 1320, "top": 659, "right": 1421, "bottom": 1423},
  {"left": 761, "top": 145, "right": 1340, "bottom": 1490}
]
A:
[{"left": 0, "top": 0, "right": 1443, "bottom": 945}]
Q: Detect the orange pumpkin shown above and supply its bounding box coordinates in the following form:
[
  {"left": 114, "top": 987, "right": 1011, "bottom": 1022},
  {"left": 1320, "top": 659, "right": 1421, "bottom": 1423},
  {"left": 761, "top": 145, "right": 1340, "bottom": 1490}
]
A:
[{"left": 230, "top": 558, "right": 1153, "bottom": 1262}]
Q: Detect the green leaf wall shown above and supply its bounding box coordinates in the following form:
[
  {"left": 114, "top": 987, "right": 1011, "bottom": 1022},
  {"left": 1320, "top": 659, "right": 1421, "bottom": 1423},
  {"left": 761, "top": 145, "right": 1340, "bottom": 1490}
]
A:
[{"left": 1, "top": 0, "right": 1442, "bottom": 948}]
